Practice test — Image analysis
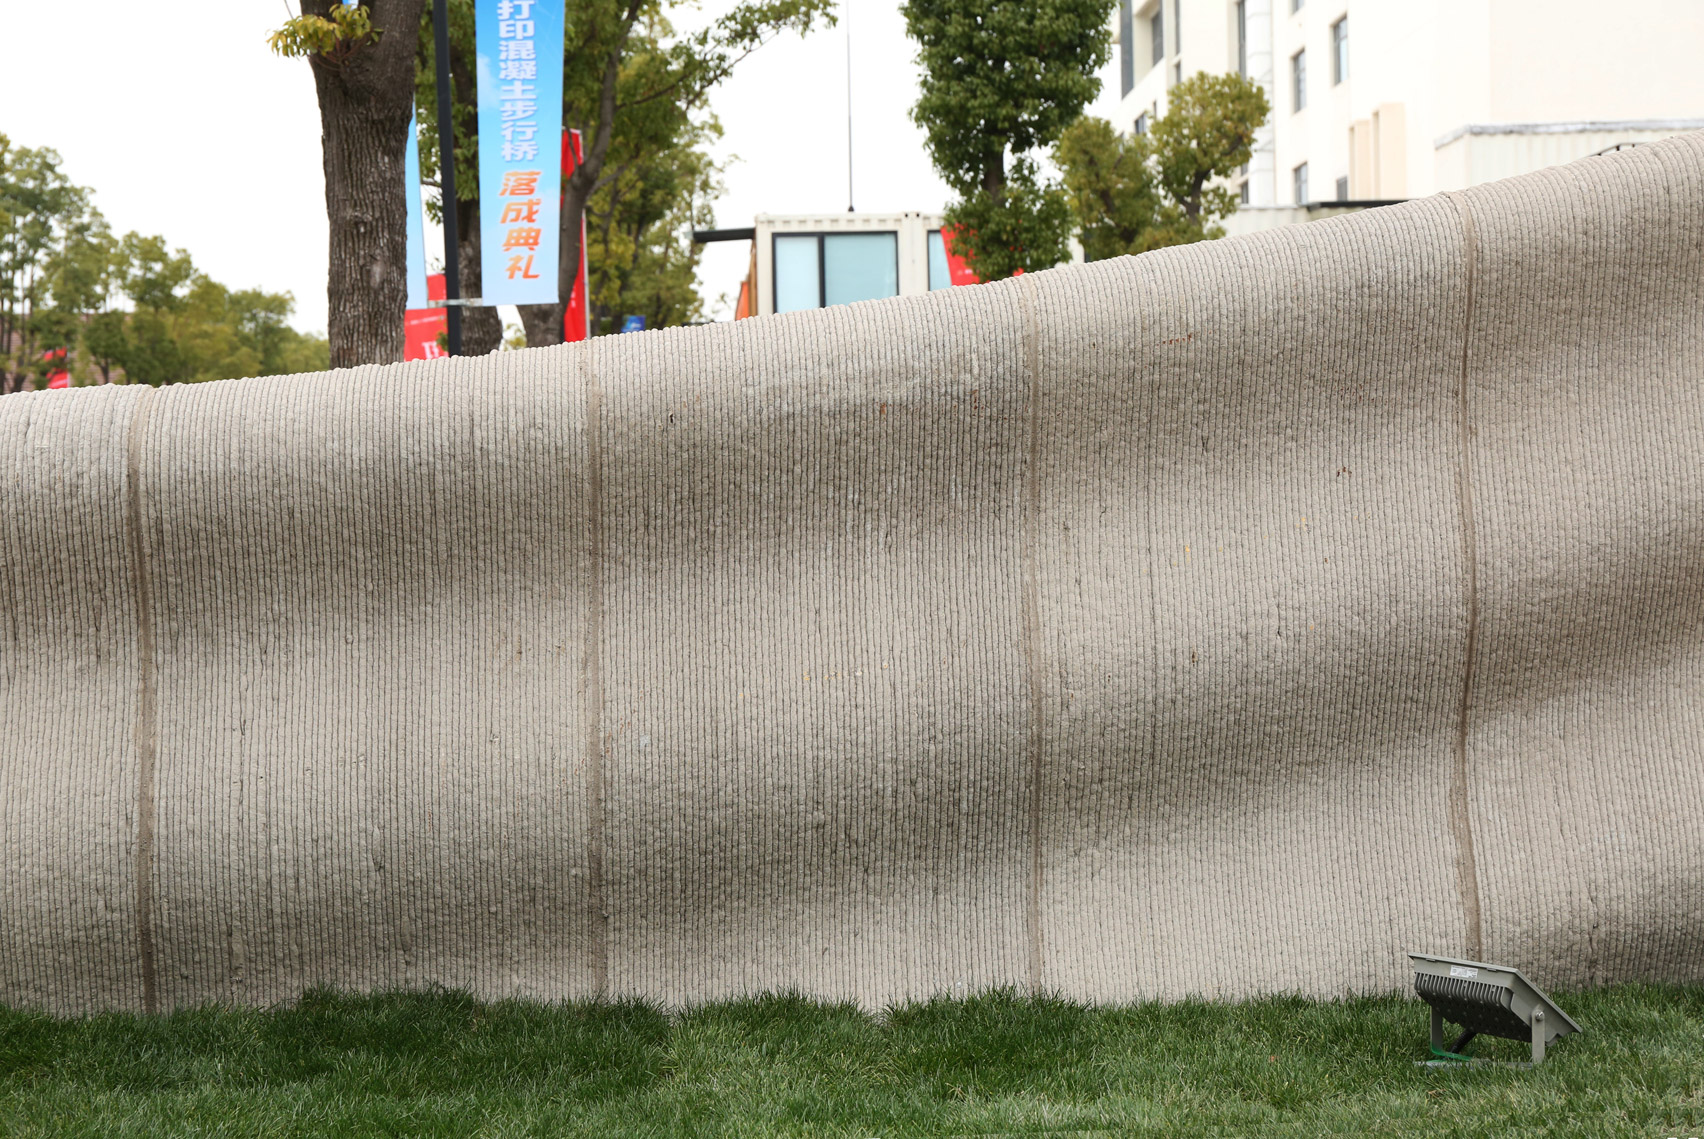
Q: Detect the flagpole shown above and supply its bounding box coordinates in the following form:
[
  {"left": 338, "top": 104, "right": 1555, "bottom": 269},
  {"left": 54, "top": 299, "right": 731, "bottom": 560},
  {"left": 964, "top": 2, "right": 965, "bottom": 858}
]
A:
[{"left": 433, "top": 0, "right": 463, "bottom": 355}]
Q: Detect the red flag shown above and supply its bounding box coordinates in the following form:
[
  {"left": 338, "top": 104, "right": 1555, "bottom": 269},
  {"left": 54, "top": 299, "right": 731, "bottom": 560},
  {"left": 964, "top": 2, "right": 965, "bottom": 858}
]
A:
[
  {"left": 404, "top": 273, "right": 449, "bottom": 361},
  {"left": 561, "top": 129, "right": 590, "bottom": 342},
  {"left": 41, "top": 346, "right": 71, "bottom": 389},
  {"left": 939, "top": 226, "right": 982, "bottom": 286}
]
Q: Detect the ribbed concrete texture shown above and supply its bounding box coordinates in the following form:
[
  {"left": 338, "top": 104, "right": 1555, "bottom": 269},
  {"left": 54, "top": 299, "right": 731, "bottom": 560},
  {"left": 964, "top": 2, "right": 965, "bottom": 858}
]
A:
[{"left": 4, "top": 136, "right": 1702, "bottom": 1016}]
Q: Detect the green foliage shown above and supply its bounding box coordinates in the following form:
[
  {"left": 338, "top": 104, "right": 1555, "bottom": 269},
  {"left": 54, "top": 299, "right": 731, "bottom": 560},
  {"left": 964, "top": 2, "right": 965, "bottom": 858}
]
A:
[
  {"left": 1, "top": 985, "right": 1701, "bottom": 1134},
  {"left": 0, "top": 133, "right": 98, "bottom": 390},
  {"left": 102, "top": 255, "right": 329, "bottom": 386},
  {"left": 268, "top": 5, "right": 384, "bottom": 68},
  {"left": 584, "top": 121, "right": 721, "bottom": 333},
  {"left": 943, "top": 158, "right": 1076, "bottom": 280},
  {"left": 1058, "top": 72, "right": 1271, "bottom": 260},
  {"left": 904, "top": 0, "right": 1115, "bottom": 192},
  {"left": 119, "top": 233, "right": 195, "bottom": 312},
  {"left": 1, "top": 132, "right": 327, "bottom": 389},
  {"left": 1150, "top": 71, "right": 1270, "bottom": 222},
  {"left": 575, "top": 15, "right": 727, "bottom": 333},
  {"left": 81, "top": 309, "right": 128, "bottom": 385},
  {"left": 904, "top": 0, "right": 1115, "bottom": 280}
]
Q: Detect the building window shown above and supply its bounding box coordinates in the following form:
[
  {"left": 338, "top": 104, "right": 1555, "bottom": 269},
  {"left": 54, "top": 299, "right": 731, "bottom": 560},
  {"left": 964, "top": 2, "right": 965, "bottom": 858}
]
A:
[
  {"left": 1239, "top": 180, "right": 1250, "bottom": 204},
  {"left": 927, "top": 231, "right": 953, "bottom": 291},
  {"left": 1236, "top": 0, "right": 1246, "bottom": 76},
  {"left": 1173, "top": 0, "right": 1180, "bottom": 52},
  {"left": 1293, "top": 162, "right": 1309, "bottom": 204},
  {"left": 1134, "top": 112, "right": 1148, "bottom": 135},
  {"left": 1150, "top": 3, "right": 1164, "bottom": 67},
  {"left": 1292, "top": 0, "right": 1303, "bottom": 11},
  {"left": 1292, "top": 49, "right": 1307, "bottom": 111},
  {"left": 774, "top": 232, "right": 899, "bottom": 312},
  {"left": 1331, "top": 17, "right": 1348, "bottom": 84},
  {"left": 1335, "top": 175, "right": 1349, "bottom": 201},
  {"left": 1172, "top": 60, "right": 1182, "bottom": 84}
]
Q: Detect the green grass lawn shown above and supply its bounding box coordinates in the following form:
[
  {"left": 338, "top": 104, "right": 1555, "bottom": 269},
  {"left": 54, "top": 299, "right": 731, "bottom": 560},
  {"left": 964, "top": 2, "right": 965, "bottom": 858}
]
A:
[{"left": 2, "top": 984, "right": 1700, "bottom": 1137}]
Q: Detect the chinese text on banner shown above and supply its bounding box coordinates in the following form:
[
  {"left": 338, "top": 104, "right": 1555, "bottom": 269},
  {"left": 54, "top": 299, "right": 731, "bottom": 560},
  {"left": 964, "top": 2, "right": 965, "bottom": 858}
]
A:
[{"left": 476, "top": 0, "right": 566, "bottom": 306}]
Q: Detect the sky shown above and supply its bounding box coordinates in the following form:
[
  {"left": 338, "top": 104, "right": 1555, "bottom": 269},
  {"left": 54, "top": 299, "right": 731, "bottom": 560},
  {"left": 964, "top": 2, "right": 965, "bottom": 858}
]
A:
[{"left": 0, "top": 0, "right": 1122, "bottom": 332}]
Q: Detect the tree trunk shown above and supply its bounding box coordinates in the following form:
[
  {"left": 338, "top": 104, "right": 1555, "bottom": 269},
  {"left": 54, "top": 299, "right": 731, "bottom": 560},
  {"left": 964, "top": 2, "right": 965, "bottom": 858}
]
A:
[
  {"left": 457, "top": 196, "right": 503, "bottom": 354},
  {"left": 304, "top": 0, "right": 425, "bottom": 368},
  {"left": 981, "top": 151, "right": 1007, "bottom": 200}
]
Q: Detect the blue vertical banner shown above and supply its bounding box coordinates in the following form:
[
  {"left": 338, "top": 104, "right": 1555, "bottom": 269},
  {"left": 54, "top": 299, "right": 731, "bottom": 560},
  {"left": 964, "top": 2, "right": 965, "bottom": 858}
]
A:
[
  {"left": 403, "top": 113, "right": 429, "bottom": 310},
  {"left": 475, "top": 0, "right": 566, "bottom": 306}
]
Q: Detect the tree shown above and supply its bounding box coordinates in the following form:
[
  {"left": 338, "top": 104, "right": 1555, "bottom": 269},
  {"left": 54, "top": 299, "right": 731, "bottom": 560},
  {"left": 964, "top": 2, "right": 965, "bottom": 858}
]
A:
[
  {"left": 514, "top": 0, "right": 835, "bottom": 347},
  {"left": 271, "top": 0, "right": 426, "bottom": 367},
  {"left": 902, "top": 0, "right": 1113, "bottom": 281},
  {"left": 52, "top": 234, "right": 330, "bottom": 387},
  {"left": 583, "top": 113, "right": 722, "bottom": 333},
  {"left": 0, "top": 134, "right": 96, "bottom": 392},
  {"left": 83, "top": 310, "right": 127, "bottom": 385},
  {"left": 1056, "top": 72, "right": 1269, "bottom": 260}
]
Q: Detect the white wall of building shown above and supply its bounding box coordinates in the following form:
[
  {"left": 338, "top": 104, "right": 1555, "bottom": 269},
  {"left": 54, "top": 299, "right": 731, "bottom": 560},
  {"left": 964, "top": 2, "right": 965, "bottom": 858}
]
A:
[{"left": 1115, "top": 0, "right": 1704, "bottom": 213}]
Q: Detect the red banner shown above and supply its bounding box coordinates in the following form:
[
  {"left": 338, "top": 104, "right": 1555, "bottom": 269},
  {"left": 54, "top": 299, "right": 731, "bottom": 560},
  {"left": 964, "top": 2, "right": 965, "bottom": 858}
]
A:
[
  {"left": 43, "top": 346, "right": 70, "bottom": 389},
  {"left": 939, "top": 226, "right": 982, "bottom": 286},
  {"left": 562, "top": 129, "right": 590, "bottom": 342},
  {"left": 404, "top": 273, "right": 449, "bottom": 362}
]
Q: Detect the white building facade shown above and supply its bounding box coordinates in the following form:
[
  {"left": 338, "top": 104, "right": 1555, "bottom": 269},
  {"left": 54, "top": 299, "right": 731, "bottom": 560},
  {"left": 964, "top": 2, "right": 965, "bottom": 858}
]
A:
[{"left": 1115, "top": 0, "right": 1704, "bottom": 221}]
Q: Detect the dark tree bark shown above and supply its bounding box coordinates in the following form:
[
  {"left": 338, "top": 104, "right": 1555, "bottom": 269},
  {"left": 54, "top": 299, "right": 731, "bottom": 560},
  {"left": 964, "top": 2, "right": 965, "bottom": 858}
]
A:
[{"left": 303, "top": 0, "right": 426, "bottom": 368}]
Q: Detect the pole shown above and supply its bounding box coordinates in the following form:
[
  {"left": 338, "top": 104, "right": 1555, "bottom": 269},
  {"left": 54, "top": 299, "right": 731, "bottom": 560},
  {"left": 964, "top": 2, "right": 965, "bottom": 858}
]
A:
[
  {"left": 845, "top": 25, "right": 854, "bottom": 212},
  {"left": 433, "top": 0, "right": 463, "bottom": 355}
]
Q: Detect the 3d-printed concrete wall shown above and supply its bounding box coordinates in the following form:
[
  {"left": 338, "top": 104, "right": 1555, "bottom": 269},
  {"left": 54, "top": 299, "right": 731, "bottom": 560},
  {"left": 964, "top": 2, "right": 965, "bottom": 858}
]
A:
[{"left": 4, "top": 134, "right": 1701, "bottom": 1014}]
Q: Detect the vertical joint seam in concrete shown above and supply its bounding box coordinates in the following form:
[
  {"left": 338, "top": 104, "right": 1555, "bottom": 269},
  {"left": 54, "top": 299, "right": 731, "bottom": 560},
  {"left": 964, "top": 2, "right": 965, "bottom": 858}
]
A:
[
  {"left": 1446, "top": 192, "right": 1486, "bottom": 961},
  {"left": 1019, "top": 276, "right": 1047, "bottom": 993},
  {"left": 583, "top": 347, "right": 610, "bottom": 997},
  {"left": 123, "top": 388, "right": 160, "bottom": 1015}
]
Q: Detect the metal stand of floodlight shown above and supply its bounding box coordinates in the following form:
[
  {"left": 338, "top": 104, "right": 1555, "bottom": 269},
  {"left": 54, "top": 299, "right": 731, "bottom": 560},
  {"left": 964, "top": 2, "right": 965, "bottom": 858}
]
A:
[{"left": 1409, "top": 953, "right": 1581, "bottom": 1067}]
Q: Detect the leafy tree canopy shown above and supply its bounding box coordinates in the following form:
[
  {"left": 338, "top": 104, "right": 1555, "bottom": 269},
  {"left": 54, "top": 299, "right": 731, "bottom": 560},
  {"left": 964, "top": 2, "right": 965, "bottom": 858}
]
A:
[
  {"left": 0, "top": 132, "right": 327, "bottom": 390},
  {"left": 583, "top": 109, "right": 722, "bottom": 333},
  {"left": 1057, "top": 72, "right": 1270, "bottom": 260},
  {"left": 903, "top": 0, "right": 1115, "bottom": 280}
]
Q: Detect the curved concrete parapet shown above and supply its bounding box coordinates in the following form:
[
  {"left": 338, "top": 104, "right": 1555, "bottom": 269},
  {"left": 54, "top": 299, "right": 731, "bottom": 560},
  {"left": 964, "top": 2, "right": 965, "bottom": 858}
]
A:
[{"left": 3, "top": 135, "right": 1702, "bottom": 1014}]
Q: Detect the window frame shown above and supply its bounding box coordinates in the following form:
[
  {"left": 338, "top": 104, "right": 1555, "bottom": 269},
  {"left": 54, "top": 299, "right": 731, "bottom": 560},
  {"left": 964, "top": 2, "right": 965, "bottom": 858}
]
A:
[
  {"left": 1293, "top": 162, "right": 1310, "bottom": 205},
  {"left": 1236, "top": 0, "right": 1246, "bottom": 76},
  {"left": 1292, "top": 48, "right": 1307, "bottom": 112},
  {"left": 1149, "top": 2, "right": 1164, "bottom": 68},
  {"left": 1331, "top": 16, "right": 1348, "bottom": 84},
  {"left": 772, "top": 230, "right": 901, "bottom": 313},
  {"left": 927, "top": 229, "right": 953, "bottom": 291}
]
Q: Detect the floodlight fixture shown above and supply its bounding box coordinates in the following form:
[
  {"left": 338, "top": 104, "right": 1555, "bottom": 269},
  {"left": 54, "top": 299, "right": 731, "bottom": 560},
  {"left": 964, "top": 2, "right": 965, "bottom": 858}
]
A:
[{"left": 1409, "top": 952, "right": 1582, "bottom": 1065}]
